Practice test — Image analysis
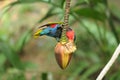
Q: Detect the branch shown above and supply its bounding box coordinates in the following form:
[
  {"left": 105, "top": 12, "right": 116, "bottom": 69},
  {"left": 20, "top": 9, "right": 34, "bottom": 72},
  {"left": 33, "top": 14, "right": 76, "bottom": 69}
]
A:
[{"left": 96, "top": 44, "right": 120, "bottom": 80}]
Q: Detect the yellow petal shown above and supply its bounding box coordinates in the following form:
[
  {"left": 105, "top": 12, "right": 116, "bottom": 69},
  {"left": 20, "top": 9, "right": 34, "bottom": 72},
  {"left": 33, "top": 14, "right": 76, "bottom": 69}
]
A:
[{"left": 64, "top": 41, "right": 76, "bottom": 54}]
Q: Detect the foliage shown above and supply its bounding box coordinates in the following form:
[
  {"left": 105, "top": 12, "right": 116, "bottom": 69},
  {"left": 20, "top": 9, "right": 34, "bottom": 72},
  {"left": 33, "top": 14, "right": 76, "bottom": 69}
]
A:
[{"left": 0, "top": 0, "right": 120, "bottom": 80}]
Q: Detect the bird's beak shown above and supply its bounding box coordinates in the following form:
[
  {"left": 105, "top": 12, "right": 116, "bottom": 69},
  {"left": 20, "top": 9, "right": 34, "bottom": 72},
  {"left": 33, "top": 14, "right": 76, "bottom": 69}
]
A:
[{"left": 34, "top": 29, "right": 42, "bottom": 38}]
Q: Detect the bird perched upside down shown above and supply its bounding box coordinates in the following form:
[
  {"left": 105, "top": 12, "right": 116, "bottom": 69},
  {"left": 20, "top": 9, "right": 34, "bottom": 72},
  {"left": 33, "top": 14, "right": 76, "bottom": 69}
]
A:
[
  {"left": 34, "top": 22, "right": 62, "bottom": 41},
  {"left": 34, "top": 22, "right": 76, "bottom": 69},
  {"left": 34, "top": 22, "right": 75, "bottom": 42}
]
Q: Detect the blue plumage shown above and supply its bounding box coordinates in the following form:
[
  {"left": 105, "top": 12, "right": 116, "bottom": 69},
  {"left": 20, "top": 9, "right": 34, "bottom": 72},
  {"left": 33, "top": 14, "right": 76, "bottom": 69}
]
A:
[
  {"left": 40, "top": 24, "right": 60, "bottom": 37},
  {"left": 34, "top": 23, "right": 62, "bottom": 41}
]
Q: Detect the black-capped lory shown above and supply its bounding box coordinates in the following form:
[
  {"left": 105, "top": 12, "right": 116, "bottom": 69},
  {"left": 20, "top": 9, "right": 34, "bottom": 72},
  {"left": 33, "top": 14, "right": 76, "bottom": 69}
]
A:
[{"left": 34, "top": 22, "right": 75, "bottom": 42}]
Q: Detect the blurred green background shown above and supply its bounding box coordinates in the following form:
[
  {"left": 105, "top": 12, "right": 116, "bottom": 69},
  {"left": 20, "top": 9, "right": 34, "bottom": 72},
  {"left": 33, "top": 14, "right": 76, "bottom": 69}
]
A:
[{"left": 0, "top": 0, "right": 120, "bottom": 80}]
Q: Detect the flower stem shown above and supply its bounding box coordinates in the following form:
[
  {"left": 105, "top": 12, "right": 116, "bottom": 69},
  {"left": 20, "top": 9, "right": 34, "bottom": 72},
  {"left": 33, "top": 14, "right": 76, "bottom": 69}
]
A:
[
  {"left": 63, "top": 0, "right": 71, "bottom": 28},
  {"left": 60, "top": 0, "right": 71, "bottom": 44}
]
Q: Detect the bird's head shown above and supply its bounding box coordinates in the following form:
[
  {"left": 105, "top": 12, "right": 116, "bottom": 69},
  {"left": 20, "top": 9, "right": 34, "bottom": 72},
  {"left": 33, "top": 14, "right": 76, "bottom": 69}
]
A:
[{"left": 34, "top": 22, "right": 63, "bottom": 38}]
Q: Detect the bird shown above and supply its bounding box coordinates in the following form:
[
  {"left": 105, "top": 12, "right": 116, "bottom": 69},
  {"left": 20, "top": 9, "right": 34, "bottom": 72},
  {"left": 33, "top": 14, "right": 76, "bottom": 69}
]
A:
[{"left": 34, "top": 22, "right": 75, "bottom": 42}]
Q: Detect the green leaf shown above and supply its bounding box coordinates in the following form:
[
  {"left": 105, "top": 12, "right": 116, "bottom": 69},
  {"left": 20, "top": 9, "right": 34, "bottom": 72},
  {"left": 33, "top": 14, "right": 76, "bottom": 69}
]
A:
[
  {"left": 16, "top": 29, "right": 32, "bottom": 52},
  {"left": 10, "top": 0, "right": 49, "bottom": 5},
  {"left": 31, "top": 75, "right": 37, "bottom": 80},
  {"left": 68, "top": 62, "right": 89, "bottom": 80},
  {"left": 110, "top": 71, "right": 120, "bottom": 80},
  {"left": 41, "top": 72, "right": 53, "bottom": 80},
  {"left": 81, "top": 64, "right": 102, "bottom": 80},
  {"left": 23, "top": 61, "right": 38, "bottom": 69},
  {"left": 3, "top": 0, "right": 55, "bottom": 14},
  {"left": 41, "top": 73, "right": 48, "bottom": 80},
  {"left": 0, "top": 42, "right": 24, "bottom": 70},
  {"left": 60, "top": 0, "right": 65, "bottom": 8},
  {"left": 7, "top": 0, "right": 57, "bottom": 6},
  {"left": 6, "top": 69, "right": 26, "bottom": 80},
  {"left": 37, "top": 7, "right": 60, "bottom": 23},
  {"left": 0, "top": 53, "right": 6, "bottom": 75},
  {"left": 52, "top": 0, "right": 65, "bottom": 8},
  {"left": 0, "top": 53, "right": 6, "bottom": 67},
  {"left": 110, "top": 6, "right": 120, "bottom": 22},
  {"left": 73, "top": 7, "right": 106, "bottom": 21}
]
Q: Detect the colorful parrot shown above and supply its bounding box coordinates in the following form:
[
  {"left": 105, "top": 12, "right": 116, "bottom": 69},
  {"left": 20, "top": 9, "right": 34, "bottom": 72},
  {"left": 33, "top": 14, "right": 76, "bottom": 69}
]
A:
[{"left": 34, "top": 22, "right": 75, "bottom": 42}]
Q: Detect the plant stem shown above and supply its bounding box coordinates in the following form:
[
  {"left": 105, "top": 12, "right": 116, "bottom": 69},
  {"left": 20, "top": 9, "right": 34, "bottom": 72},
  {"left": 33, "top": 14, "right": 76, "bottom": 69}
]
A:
[
  {"left": 63, "top": 0, "right": 71, "bottom": 28},
  {"left": 96, "top": 44, "right": 120, "bottom": 80},
  {"left": 60, "top": 0, "right": 71, "bottom": 43}
]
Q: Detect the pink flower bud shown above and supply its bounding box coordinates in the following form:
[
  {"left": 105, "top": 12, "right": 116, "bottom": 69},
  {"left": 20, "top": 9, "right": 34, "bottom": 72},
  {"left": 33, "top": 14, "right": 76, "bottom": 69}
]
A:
[{"left": 55, "top": 41, "right": 76, "bottom": 69}]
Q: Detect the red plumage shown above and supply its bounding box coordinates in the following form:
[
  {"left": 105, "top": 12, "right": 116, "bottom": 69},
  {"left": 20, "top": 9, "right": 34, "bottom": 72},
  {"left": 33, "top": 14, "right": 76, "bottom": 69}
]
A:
[
  {"left": 66, "top": 29, "right": 75, "bottom": 41},
  {"left": 50, "top": 24, "right": 57, "bottom": 28}
]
